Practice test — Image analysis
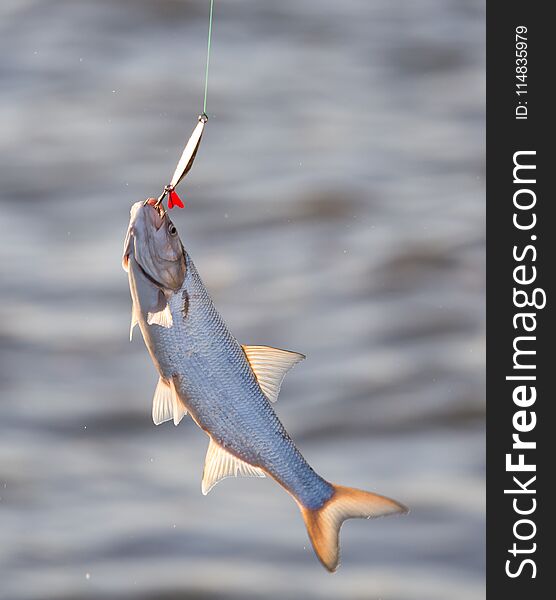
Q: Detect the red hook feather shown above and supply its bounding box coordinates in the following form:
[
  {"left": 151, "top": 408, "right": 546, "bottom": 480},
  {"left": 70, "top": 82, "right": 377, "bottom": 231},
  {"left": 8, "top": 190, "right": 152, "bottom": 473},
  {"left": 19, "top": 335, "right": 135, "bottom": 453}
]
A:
[{"left": 168, "top": 190, "right": 184, "bottom": 209}]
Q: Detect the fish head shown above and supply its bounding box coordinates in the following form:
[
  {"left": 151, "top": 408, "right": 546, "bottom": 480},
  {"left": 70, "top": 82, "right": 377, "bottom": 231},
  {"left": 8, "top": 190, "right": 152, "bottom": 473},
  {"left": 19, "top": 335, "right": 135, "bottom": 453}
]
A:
[{"left": 122, "top": 199, "right": 186, "bottom": 291}]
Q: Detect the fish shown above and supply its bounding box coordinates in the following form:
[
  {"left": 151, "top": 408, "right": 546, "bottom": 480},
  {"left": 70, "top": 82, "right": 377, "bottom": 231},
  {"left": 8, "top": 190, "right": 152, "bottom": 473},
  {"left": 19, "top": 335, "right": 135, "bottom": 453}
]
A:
[{"left": 122, "top": 199, "right": 408, "bottom": 571}]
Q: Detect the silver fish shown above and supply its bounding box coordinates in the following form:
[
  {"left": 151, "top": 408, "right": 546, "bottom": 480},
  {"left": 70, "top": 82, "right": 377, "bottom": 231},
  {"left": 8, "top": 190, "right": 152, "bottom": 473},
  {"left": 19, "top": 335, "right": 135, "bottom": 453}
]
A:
[{"left": 123, "top": 200, "right": 407, "bottom": 571}]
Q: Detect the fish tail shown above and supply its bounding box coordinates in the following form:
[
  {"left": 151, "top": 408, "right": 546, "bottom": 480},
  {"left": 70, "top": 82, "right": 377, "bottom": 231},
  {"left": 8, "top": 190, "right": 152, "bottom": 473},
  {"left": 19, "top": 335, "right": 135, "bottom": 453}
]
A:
[{"left": 299, "top": 484, "right": 408, "bottom": 572}]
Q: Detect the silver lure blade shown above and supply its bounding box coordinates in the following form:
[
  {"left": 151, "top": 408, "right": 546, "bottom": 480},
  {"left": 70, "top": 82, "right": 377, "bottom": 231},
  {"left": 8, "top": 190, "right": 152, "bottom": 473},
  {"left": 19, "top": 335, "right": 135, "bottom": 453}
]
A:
[{"left": 169, "top": 114, "right": 208, "bottom": 189}]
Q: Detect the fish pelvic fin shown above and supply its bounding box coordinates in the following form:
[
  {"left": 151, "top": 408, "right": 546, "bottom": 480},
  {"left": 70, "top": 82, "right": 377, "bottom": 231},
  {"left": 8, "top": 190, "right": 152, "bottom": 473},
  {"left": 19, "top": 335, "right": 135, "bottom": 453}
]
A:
[
  {"left": 152, "top": 376, "right": 187, "bottom": 426},
  {"left": 242, "top": 345, "right": 305, "bottom": 403},
  {"left": 299, "top": 484, "right": 408, "bottom": 572}
]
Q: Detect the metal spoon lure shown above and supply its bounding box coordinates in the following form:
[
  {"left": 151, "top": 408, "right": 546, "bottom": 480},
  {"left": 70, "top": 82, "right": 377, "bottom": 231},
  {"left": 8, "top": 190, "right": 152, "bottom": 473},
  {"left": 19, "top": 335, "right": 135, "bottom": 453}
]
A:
[{"left": 147, "top": 113, "right": 208, "bottom": 210}]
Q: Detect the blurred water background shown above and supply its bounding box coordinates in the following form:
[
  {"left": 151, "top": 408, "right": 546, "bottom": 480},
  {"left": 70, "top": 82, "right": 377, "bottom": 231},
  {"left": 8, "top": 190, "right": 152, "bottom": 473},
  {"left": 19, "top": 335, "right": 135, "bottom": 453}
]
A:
[{"left": 0, "top": 0, "right": 485, "bottom": 598}]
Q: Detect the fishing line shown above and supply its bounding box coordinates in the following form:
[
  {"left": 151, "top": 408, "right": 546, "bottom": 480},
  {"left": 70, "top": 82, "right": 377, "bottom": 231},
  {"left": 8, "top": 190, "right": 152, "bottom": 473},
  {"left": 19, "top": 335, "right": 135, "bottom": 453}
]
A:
[
  {"left": 203, "top": 0, "right": 215, "bottom": 115},
  {"left": 152, "top": 0, "right": 215, "bottom": 210}
]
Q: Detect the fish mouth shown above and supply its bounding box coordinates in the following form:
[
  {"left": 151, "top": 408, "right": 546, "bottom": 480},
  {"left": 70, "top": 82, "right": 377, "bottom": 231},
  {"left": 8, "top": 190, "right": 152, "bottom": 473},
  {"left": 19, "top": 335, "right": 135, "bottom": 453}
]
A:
[
  {"left": 122, "top": 200, "right": 166, "bottom": 272},
  {"left": 144, "top": 198, "right": 166, "bottom": 230}
]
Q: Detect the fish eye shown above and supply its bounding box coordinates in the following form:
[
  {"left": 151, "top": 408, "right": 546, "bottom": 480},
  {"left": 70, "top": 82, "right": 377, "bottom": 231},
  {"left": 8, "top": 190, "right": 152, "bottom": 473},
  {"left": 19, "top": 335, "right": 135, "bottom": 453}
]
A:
[{"left": 168, "top": 222, "right": 177, "bottom": 236}]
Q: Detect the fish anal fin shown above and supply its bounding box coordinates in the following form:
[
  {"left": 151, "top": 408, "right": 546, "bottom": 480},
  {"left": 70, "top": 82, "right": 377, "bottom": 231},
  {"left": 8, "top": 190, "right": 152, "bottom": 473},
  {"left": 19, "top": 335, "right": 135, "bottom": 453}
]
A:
[
  {"left": 202, "top": 438, "right": 265, "bottom": 495},
  {"left": 300, "top": 484, "right": 408, "bottom": 572},
  {"left": 152, "top": 377, "right": 187, "bottom": 426},
  {"left": 242, "top": 345, "right": 305, "bottom": 402},
  {"left": 147, "top": 304, "right": 173, "bottom": 328}
]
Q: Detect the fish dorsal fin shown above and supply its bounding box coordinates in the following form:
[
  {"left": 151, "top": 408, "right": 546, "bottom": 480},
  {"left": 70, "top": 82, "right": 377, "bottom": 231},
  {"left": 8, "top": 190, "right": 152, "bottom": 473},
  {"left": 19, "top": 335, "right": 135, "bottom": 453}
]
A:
[
  {"left": 152, "top": 377, "right": 187, "bottom": 426},
  {"left": 202, "top": 438, "right": 265, "bottom": 495},
  {"left": 147, "top": 304, "right": 173, "bottom": 328},
  {"left": 242, "top": 345, "right": 305, "bottom": 403}
]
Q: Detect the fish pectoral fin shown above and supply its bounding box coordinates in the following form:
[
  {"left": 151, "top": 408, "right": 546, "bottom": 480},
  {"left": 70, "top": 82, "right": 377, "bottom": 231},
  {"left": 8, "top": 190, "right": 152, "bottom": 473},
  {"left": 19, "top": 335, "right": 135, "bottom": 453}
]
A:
[
  {"left": 202, "top": 438, "right": 265, "bottom": 495},
  {"left": 130, "top": 307, "right": 139, "bottom": 341},
  {"left": 147, "top": 304, "right": 173, "bottom": 328},
  {"left": 152, "top": 377, "right": 187, "bottom": 426},
  {"left": 242, "top": 345, "right": 305, "bottom": 403}
]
